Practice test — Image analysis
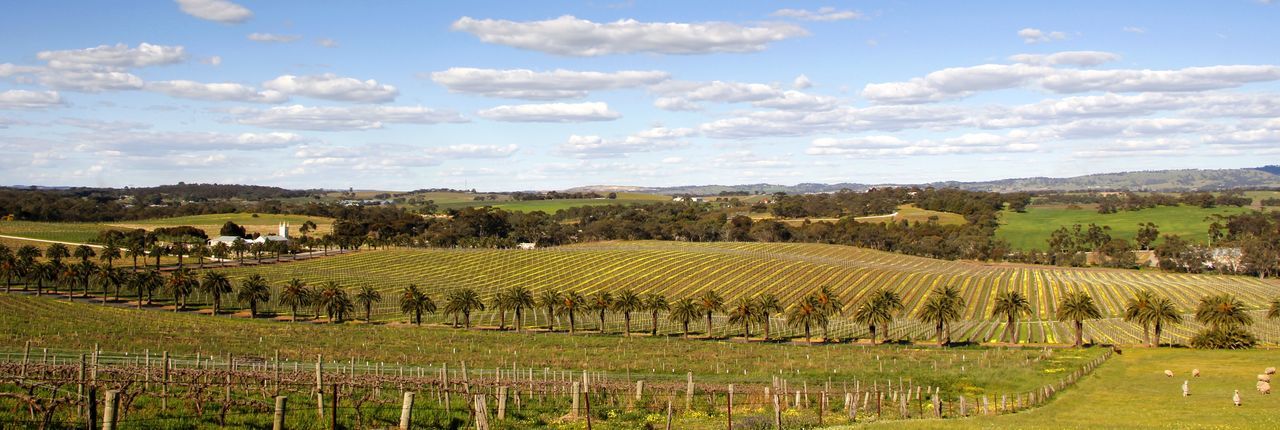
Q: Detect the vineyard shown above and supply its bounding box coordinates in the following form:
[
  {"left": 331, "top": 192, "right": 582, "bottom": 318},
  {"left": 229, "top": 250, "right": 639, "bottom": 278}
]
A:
[{"left": 205, "top": 241, "right": 1280, "bottom": 345}]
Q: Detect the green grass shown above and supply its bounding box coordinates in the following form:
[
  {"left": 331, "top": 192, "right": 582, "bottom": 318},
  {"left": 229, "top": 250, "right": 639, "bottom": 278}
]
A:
[
  {"left": 0, "top": 213, "right": 333, "bottom": 244},
  {"left": 0, "top": 220, "right": 106, "bottom": 243},
  {"left": 997, "top": 205, "right": 1257, "bottom": 251},
  {"left": 841, "top": 348, "right": 1280, "bottom": 429},
  {"left": 443, "top": 193, "right": 670, "bottom": 212}
]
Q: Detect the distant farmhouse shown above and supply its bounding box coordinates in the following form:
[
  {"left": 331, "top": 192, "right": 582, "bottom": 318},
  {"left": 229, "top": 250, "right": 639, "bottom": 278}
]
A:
[{"left": 209, "top": 222, "right": 290, "bottom": 247}]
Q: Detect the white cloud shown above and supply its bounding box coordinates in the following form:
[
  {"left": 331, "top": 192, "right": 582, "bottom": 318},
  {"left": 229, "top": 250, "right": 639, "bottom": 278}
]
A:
[
  {"left": 793, "top": 74, "right": 812, "bottom": 89},
  {"left": 652, "top": 80, "right": 836, "bottom": 111},
  {"left": 862, "top": 62, "right": 1280, "bottom": 104},
  {"left": 292, "top": 144, "right": 444, "bottom": 172},
  {"left": 57, "top": 118, "right": 151, "bottom": 132},
  {"left": 429, "top": 67, "right": 669, "bottom": 100},
  {"left": 202, "top": 55, "right": 223, "bottom": 66},
  {"left": 37, "top": 43, "right": 186, "bottom": 69},
  {"left": 1074, "top": 138, "right": 1193, "bottom": 158},
  {"left": 1008, "top": 51, "right": 1120, "bottom": 67},
  {"left": 451, "top": 15, "right": 807, "bottom": 56},
  {"left": 36, "top": 69, "right": 145, "bottom": 92},
  {"left": 1018, "top": 28, "right": 1067, "bottom": 44},
  {"left": 558, "top": 126, "right": 693, "bottom": 158},
  {"left": 232, "top": 105, "right": 468, "bottom": 131},
  {"left": 0, "top": 90, "right": 65, "bottom": 109},
  {"left": 751, "top": 90, "right": 839, "bottom": 111},
  {"left": 175, "top": 0, "right": 252, "bottom": 23},
  {"left": 247, "top": 33, "right": 302, "bottom": 43},
  {"left": 1123, "top": 26, "right": 1146, "bottom": 34},
  {"left": 807, "top": 132, "right": 1038, "bottom": 156},
  {"left": 477, "top": 102, "right": 620, "bottom": 122},
  {"left": 317, "top": 38, "right": 339, "bottom": 48},
  {"left": 428, "top": 144, "right": 519, "bottom": 158},
  {"left": 263, "top": 73, "right": 399, "bottom": 103},
  {"left": 76, "top": 130, "right": 305, "bottom": 153},
  {"left": 147, "top": 80, "right": 287, "bottom": 103},
  {"left": 771, "top": 7, "right": 863, "bottom": 22}
]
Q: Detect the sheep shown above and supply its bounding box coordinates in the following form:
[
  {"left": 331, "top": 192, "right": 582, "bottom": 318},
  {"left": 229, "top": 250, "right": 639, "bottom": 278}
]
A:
[
  {"left": 1233, "top": 390, "right": 1241, "bottom": 406},
  {"left": 1266, "top": 367, "right": 1276, "bottom": 375},
  {"left": 1182, "top": 380, "right": 1189, "bottom": 397},
  {"left": 1164, "top": 370, "right": 1174, "bottom": 377},
  {"left": 1259, "top": 374, "right": 1272, "bottom": 383},
  {"left": 1192, "top": 369, "right": 1200, "bottom": 377},
  {"left": 1259, "top": 381, "right": 1272, "bottom": 395}
]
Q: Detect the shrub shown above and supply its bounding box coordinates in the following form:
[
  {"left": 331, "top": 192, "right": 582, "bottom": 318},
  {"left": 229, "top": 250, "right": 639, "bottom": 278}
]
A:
[{"left": 1189, "top": 326, "right": 1257, "bottom": 349}]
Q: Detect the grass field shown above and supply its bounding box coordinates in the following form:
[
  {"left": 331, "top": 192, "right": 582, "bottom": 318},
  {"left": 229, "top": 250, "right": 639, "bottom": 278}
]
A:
[
  {"left": 206, "top": 241, "right": 1280, "bottom": 345},
  {"left": 997, "top": 204, "right": 1257, "bottom": 251},
  {"left": 845, "top": 348, "right": 1280, "bottom": 429},
  {"left": 465, "top": 193, "right": 670, "bottom": 212},
  {"left": 0, "top": 213, "right": 334, "bottom": 244}
]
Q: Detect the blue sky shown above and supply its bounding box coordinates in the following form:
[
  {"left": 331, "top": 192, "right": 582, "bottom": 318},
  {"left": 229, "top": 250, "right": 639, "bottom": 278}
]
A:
[{"left": 1, "top": 0, "right": 1278, "bottom": 191}]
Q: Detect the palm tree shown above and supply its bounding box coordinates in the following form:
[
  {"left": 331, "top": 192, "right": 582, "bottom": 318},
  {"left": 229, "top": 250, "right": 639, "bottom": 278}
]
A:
[
  {"left": 643, "top": 293, "right": 669, "bottom": 336},
  {"left": 1269, "top": 298, "right": 1280, "bottom": 321},
  {"left": 211, "top": 243, "right": 230, "bottom": 266},
  {"left": 190, "top": 244, "right": 209, "bottom": 269},
  {"left": 123, "top": 240, "right": 145, "bottom": 272},
  {"left": 316, "top": 282, "right": 354, "bottom": 323},
  {"left": 99, "top": 266, "right": 126, "bottom": 303},
  {"left": 200, "top": 272, "right": 233, "bottom": 315},
  {"left": 668, "top": 298, "right": 701, "bottom": 339},
  {"left": 166, "top": 268, "right": 196, "bottom": 310},
  {"left": 813, "top": 286, "right": 844, "bottom": 342},
  {"left": 98, "top": 243, "right": 120, "bottom": 269},
  {"left": 507, "top": 286, "right": 535, "bottom": 332},
  {"left": 727, "top": 297, "right": 758, "bottom": 339},
  {"left": 278, "top": 279, "right": 311, "bottom": 322},
  {"left": 45, "top": 243, "right": 69, "bottom": 266},
  {"left": 237, "top": 274, "right": 272, "bottom": 318},
  {"left": 132, "top": 270, "right": 162, "bottom": 308},
  {"left": 612, "top": 289, "right": 643, "bottom": 336},
  {"left": 696, "top": 290, "right": 725, "bottom": 338},
  {"left": 493, "top": 289, "right": 514, "bottom": 330},
  {"left": 1194, "top": 293, "right": 1252, "bottom": 330},
  {"left": 538, "top": 289, "right": 563, "bottom": 332},
  {"left": 991, "top": 290, "right": 1031, "bottom": 344},
  {"left": 32, "top": 262, "right": 54, "bottom": 296},
  {"left": 74, "top": 260, "right": 97, "bottom": 298},
  {"left": 557, "top": 291, "right": 584, "bottom": 334},
  {"left": 1123, "top": 289, "right": 1157, "bottom": 346},
  {"left": 917, "top": 285, "right": 966, "bottom": 346},
  {"left": 73, "top": 245, "right": 95, "bottom": 266},
  {"left": 755, "top": 294, "right": 782, "bottom": 341},
  {"left": 853, "top": 289, "right": 903, "bottom": 344},
  {"left": 1056, "top": 291, "right": 1102, "bottom": 347},
  {"left": 445, "top": 288, "right": 485, "bottom": 328},
  {"left": 147, "top": 243, "right": 166, "bottom": 270},
  {"left": 787, "top": 295, "right": 827, "bottom": 344},
  {"left": 14, "top": 245, "right": 40, "bottom": 292},
  {"left": 1148, "top": 296, "right": 1183, "bottom": 347},
  {"left": 588, "top": 291, "right": 614, "bottom": 334},
  {"left": 354, "top": 285, "right": 382, "bottom": 322},
  {"left": 399, "top": 284, "right": 436, "bottom": 325},
  {"left": 231, "top": 238, "right": 247, "bottom": 265}
]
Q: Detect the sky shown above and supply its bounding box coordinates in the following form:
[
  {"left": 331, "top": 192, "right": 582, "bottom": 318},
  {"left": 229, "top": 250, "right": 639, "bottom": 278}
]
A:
[{"left": 1, "top": 0, "right": 1279, "bottom": 191}]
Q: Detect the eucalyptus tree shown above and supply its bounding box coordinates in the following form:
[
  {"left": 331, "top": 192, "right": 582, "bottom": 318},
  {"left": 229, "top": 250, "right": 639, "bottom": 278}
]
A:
[
  {"left": 755, "top": 293, "right": 783, "bottom": 341},
  {"left": 557, "top": 291, "right": 584, "bottom": 334},
  {"left": 668, "top": 298, "right": 701, "bottom": 339},
  {"left": 200, "top": 272, "right": 234, "bottom": 315},
  {"left": 538, "top": 289, "right": 563, "bottom": 331},
  {"left": 727, "top": 297, "right": 758, "bottom": 339},
  {"left": 278, "top": 279, "right": 311, "bottom": 321},
  {"left": 588, "top": 291, "right": 614, "bottom": 334},
  {"left": 354, "top": 285, "right": 382, "bottom": 322},
  {"left": 399, "top": 284, "right": 435, "bottom": 325},
  {"left": 853, "top": 289, "right": 904, "bottom": 344},
  {"left": 991, "top": 290, "right": 1031, "bottom": 344},
  {"left": 787, "top": 295, "right": 827, "bottom": 344},
  {"left": 643, "top": 292, "right": 669, "bottom": 336},
  {"left": 612, "top": 289, "right": 643, "bottom": 336},
  {"left": 238, "top": 274, "right": 272, "bottom": 318},
  {"left": 696, "top": 290, "right": 725, "bottom": 338},
  {"left": 1057, "top": 291, "right": 1102, "bottom": 347}
]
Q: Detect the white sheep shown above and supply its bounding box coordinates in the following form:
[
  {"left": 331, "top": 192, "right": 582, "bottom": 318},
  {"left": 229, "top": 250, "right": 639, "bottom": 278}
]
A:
[
  {"left": 1164, "top": 369, "right": 1174, "bottom": 377},
  {"left": 1259, "top": 381, "right": 1271, "bottom": 395},
  {"left": 1266, "top": 367, "right": 1276, "bottom": 375},
  {"left": 1259, "top": 374, "right": 1272, "bottom": 383},
  {"left": 1233, "top": 390, "right": 1241, "bottom": 406},
  {"left": 1192, "top": 369, "right": 1200, "bottom": 377}
]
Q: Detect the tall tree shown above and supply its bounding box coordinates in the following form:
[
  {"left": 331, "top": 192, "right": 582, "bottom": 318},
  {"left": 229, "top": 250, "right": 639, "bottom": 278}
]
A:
[
  {"left": 668, "top": 298, "right": 700, "bottom": 339},
  {"left": 45, "top": 243, "right": 69, "bottom": 266},
  {"left": 1123, "top": 289, "right": 1157, "bottom": 346},
  {"left": 787, "top": 295, "right": 827, "bottom": 344},
  {"left": 278, "top": 278, "right": 311, "bottom": 322},
  {"left": 557, "top": 291, "right": 584, "bottom": 334},
  {"left": 1194, "top": 293, "right": 1252, "bottom": 330},
  {"left": 445, "top": 288, "right": 484, "bottom": 328},
  {"left": 125, "top": 241, "right": 145, "bottom": 272},
  {"left": 1269, "top": 298, "right": 1280, "bottom": 321},
  {"left": 200, "top": 272, "right": 233, "bottom": 315},
  {"left": 755, "top": 293, "right": 783, "bottom": 341},
  {"left": 1056, "top": 291, "right": 1102, "bottom": 347},
  {"left": 643, "top": 293, "right": 669, "bottom": 336},
  {"left": 132, "top": 270, "right": 162, "bottom": 308},
  {"left": 538, "top": 289, "right": 563, "bottom": 332},
  {"left": 812, "top": 286, "right": 844, "bottom": 342},
  {"left": 612, "top": 289, "right": 642, "bottom": 336},
  {"left": 317, "top": 281, "right": 354, "bottom": 323},
  {"left": 696, "top": 290, "right": 725, "bottom": 338},
  {"left": 588, "top": 291, "right": 614, "bottom": 334},
  {"left": 507, "top": 286, "right": 535, "bottom": 332},
  {"left": 100, "top": 266, "right": 126, "bottom": 304},
  {"left": 1148, "top": 296, "right": 1183, "bottom": 347},
  {"left": 852, "top": 289, "right": 903, "bottom": 344},
  {"left": 237, "top": 274, "right": 272, "bottom": 318},
  {"left": 354, "top": 285, "right": 382, "bottom": 322},
  {"left": 916, "top": 285, "right": 966, "bottom": 346},
  {"left": 0, "top": 244, "right": 13, "bottom": 293},
  {"left": 166, "top": 268, "right": 196, "bottom": 311},
  {"left": 727, "top": 297, "right": 758, "bottom": 339},
  {"left": 991, "top": 290, "right": 1031, "bottom": 344},
  {"left": 1135, "top": 222, "right": 1160, "bottom": 250},
  {"left": 98, "top": 243, "right": 120, "bottom": 270},
  {"left": 493, "top": 289, "right": 513, "bottom": 330},
  {"left": 399, "top": 284, "right": 435, "bottom": 325}
]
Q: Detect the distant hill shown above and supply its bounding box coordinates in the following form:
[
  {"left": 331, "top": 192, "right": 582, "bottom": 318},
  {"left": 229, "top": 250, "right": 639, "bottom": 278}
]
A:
[{"left": 585, "top": 166, "right": 1280, "bottom": 195}]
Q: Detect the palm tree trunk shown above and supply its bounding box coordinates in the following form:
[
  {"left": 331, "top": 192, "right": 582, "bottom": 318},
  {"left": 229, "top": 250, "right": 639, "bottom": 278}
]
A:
[
  {"left": 598, "top": 311, "right": 606, "bottom": 333},
  {"left": 743, "top": 320, "right": 750, "bottom": 339},
  {"left": 870, "top": 325, "right": 877, "bottom": 345},
  {"left": 651, "top": 311, "right": 658, "bottom": 336},
  {"left": 569, "top": 311, "right": 576, "bottom": 334},
  {"left": 683, "top": 322, "right": 689, "bottom": 339},
  {"left": 499, "top": 311, "right": 507, "bottom": 330},
  {"left": 546, "top": 306, "right": 555, "bottom": 331},
  {"left": 251, "top": 302, "right": 258, "bottom": 318},
  {"left": 805, "top": 324, "right": 811, "bottom": 344},
  {"left": 623, "top": 313, "right": 631, "bottom": 337},
  {"left": 136, "top": 288, "right": 142, "bottom": 309},
  {"left": 464, "top": 311, "right": 471, "bottom": 328},
  {"left": 1143, "top": 324, "right": 1151, "bottom": 347},
  {"left": 1074, "top": 321, "right": 1084, "bottom": 347},
  {"left": 516, "top": 308, "right": 523, "bottom": 332},
  {"left": 705, "top": 313, "right": 713, "bottom": 338},
  {"left": 762, "top": 315, "right": 770, "bottom": 340},
  {"left": 1153, "top": 321, "right": 1163, "bottom": 347},
  {"left": 292, "top": 305, "right": 298, "bottom": 322},
  {"left": 1006, "top": 315, "right": 1016, "bottom": 343},
  {"left": 365, "top": 305, "right": 372, "bottom": 323}
]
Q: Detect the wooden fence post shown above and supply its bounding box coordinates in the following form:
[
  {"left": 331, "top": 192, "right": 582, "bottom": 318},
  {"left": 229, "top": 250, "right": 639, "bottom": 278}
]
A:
[
  {"left": 86, "top": 386, "right": 97, "bottom": 430},
  {"left": 570, "top": 382, "right": 580, "bottom": 419},
  {"left": 102, "top": 389, "right": 120, "bottom": 430},
  {"left": 399, "top": 391, "right": 415, "bottom": 430},
  {"left": 685, "top": 372, "right": 693, "bottom": 411},
  {"left": 772, "top": 393, "right": 782, "bottom": 429},
  {"left": 272, "top": 396, "right": 287, "bottom": 430},
  {"left": 330, "top": 384, "right": 338, "bottom": 430},
  {"left": 635, "top": 380, "right": 644, "bottom": 402},
  {"left": 497, "top": 386, "right": 507, "bottom": 420},
  {"left": 726, "top": 384, "right": 734, "bottom": 430},
  {"left": 665, "top": 400, "right": 673, "bottom": 430}
]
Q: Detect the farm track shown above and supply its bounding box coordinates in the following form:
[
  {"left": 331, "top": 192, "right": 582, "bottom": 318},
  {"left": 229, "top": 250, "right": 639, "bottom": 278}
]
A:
[{"left": 179, "top": 241, "right": 1280, "bottom": 345}]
